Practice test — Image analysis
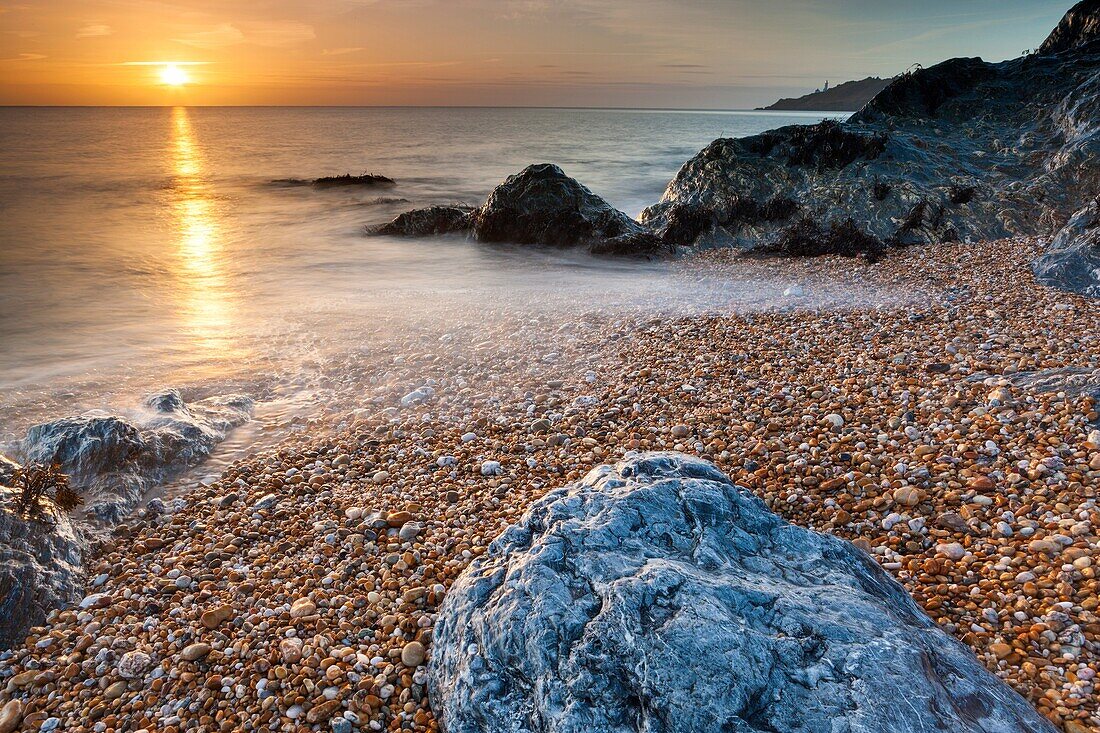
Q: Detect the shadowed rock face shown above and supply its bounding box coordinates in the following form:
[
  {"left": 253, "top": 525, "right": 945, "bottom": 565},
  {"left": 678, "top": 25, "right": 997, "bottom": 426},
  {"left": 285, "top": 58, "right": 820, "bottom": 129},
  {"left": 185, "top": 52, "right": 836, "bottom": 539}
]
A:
[
  {"left": 1040, "top": 0, "right": 1100, "bottom": 54},
  {"left": 0, "top": 495, "right": 84, "bottom": 649},
  {"left": 637, "top": 2, "right": 1099, "bottom": 279},
  {"left": 430, "top": 452, "right": 1059, "bottom": 733},
  {"left": 1033, "top": 196, "right": 1100, "bottom": 296},
  {"left": 373, "top": 164, "right": 672, "bottom": 258}
]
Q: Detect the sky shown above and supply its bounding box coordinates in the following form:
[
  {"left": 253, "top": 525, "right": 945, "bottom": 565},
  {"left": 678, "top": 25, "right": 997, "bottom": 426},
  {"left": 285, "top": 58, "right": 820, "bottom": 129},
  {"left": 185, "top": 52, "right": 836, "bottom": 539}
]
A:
[{"left": 0, "top": 0, "right": 1074, "bottom": 107}]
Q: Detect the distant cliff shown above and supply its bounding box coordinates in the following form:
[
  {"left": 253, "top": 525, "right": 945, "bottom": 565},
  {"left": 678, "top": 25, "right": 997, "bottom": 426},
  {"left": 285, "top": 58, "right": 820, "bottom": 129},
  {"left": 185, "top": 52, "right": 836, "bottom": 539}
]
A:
[{"left": 759, "top": 77, "right": 894, "bottom": 111}]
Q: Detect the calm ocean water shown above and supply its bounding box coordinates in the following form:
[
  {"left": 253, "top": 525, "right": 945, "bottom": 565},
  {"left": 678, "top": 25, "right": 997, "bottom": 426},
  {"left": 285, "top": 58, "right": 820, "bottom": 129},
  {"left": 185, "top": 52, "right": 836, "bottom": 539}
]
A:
[{"left": 0, "top": 106, "right": 841, "bottom": 450}]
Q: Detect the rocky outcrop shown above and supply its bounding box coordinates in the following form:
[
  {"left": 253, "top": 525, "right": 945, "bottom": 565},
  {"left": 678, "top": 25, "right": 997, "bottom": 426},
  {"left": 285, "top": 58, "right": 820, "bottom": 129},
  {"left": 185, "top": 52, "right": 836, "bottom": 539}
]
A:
[
  {"left": 1033, "top": 196, "right": 1100, "bottom": 296},
  {"left": 0, "top": 390, "right": 252, "bottom": 649},
  {"left": 20, "top": 390, "right": 253, "bottom": 522},
  {"left": 431, "top": 452, "right": 1058, "bottom": 733},
  {"left": 373, "top": 164, "right": 672, "bottom": 258},
  {"left": 1040, "top": 0, "right": 1100, "bottom": 54},
  {"left": 638, "top": 2, "right": 1099, "bottom": 271},
  {"left": 758, "top": 76, "right": 894, "bottom": 112},
  {"left": 0, "top": 488, "right": 85, "bottom": 649}
]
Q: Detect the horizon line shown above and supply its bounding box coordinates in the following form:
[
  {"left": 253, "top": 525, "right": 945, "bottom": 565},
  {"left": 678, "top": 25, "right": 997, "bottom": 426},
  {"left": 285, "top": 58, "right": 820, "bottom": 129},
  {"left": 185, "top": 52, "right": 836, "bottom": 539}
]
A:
[{"left": 0, "top": 104, "right": 851, "bottom": 113}]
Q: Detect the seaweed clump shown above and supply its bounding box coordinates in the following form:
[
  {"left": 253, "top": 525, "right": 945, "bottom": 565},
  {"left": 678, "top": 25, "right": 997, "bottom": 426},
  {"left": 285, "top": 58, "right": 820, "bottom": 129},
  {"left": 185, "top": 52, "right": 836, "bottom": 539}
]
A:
[
  {"left": 765, "top": 217, "right": 885, "bottom": 260},
  {"left": 7, "top": 462, "right": 82, "bottom": 522},
  {"left": 312, "top": 173, "right": 395, "bottom": 188}
]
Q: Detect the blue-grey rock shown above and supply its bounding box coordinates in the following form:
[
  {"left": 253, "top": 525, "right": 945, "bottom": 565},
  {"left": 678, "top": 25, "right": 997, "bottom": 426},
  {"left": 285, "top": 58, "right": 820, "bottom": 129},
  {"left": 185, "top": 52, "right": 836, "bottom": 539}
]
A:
[
  {"left": 20, "top": 389, "right": 253, "bottom": 522},
  {"left": 430, "top": 452, "right": 1057, "bottom": 733},
  {"left": 0, "top": 481, "right": 84, "bottom": 649},
  {"left": 1033, "top": 196, "right": 1100, "bottom": 297}
]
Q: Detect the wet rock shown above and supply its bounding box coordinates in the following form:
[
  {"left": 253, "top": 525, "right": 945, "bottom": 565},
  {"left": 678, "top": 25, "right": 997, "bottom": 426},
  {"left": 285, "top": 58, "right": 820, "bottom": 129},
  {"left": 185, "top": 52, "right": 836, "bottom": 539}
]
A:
[
  {"left": 375, "top": 164, "right": 672, "bottom": 258},
  {"left": 474, "top": 164, "right": 669, "bottom": 256},
  {"left": 0, "top": 484, "right": 85, "bottom": 649},
  {"left": 1033, "top": 196, "right": 1100, "bottom": 297},
  {"left": 19, "top": 389, "right": 253, "bottom": 522},
  {"left": 311, "top": 173, "right": 395, "bottom": 188},
  {"left": 1039, "top": 0, "right": 1100, "bottom": 55},
  {"left": 640, "top": 6, "right": 1100, "bottom": 257},
  {"left": 370, "top": 205, "right": 475, "bottom": 237},
  {"left": 431, "top": 452, "right": 1057, "bottom": 733}
]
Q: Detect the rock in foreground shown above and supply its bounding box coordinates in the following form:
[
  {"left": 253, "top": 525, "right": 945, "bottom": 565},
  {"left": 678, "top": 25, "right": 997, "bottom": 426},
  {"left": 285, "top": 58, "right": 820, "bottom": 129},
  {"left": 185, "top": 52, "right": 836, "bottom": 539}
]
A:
[
  {"left": 373, "top": 164, "right": 672, "bottom": 258},
  {"left": 430, "top": 452, "right": 1058, "bottom": 733}
]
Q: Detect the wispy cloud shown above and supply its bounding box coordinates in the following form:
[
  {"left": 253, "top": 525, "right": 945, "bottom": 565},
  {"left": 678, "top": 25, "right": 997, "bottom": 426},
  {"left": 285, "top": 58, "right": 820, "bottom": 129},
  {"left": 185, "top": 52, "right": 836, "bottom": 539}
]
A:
[
  {"left": 76, "top": 23, "right": 112, "bottom": 38},
  {"left": 322, "top": 47, "right": 365, "bottom": 56},
  {"left": 2, "top": 52, "right": 46, "bottom": 61},
  {"left": 119, "top": 60, "right": 211, "bottom": 66},
  {"left": 175, "top": 20, "right": 315, "bottom": 49}
]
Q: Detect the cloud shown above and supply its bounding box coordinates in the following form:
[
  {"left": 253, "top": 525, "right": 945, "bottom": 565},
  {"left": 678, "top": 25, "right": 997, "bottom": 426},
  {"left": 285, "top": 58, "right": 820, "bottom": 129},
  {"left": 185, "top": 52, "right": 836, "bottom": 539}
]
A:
[
  {"left": 322, "top": 47, "right": 365, "bottom": 56},
  {"left": 175, "top": 20, "right": 315, "bottom": 48},
  {"left": 76, "top": 23, "right": 112, "bottom": 38},
  {"left": 2, "top": 52, "right": 46, "bottom": 61},
  {"left": 175, "top": 23, "right": 245, "bottom": 48}
]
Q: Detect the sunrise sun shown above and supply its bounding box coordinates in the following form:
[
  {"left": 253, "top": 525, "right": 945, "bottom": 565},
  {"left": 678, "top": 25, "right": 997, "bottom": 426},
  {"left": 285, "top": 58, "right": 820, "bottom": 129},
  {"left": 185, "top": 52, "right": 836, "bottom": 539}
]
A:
[{"left": 160, "top": 63, "right": 189, "bottom": 86}]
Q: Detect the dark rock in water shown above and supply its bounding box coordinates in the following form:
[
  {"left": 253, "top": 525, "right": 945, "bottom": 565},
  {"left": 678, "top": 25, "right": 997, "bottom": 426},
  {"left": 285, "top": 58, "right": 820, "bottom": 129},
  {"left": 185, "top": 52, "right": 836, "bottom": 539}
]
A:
[
  {"left": 431, "top": 452, "right": 1058, "bottom": 733},
  {"left": 1033, "top": 197, "right": 1100, "bottom": 297},
  {"left": 21, "top": 389, "right": 253, "bottom": 522},
  {"left": 374, "top": 164, "right": 672, "bottom": 258},
  {"left": 472, "top": 164, "right": 668, "bottom": 256},
  {"left": 370, "top": 205, "right": 475, "bottom": 237},
  {"left": 640, "top": 3, "right": 1099, "bottom": 269},
  {"left": 1039, "top": 0, "right": 1100, "bottom": 55},
  {"left": 0, "top": 484, "right": 84, "bottom": 649},
  {"left": 311, "top": 173, "right": 395, "bottom": 187}
]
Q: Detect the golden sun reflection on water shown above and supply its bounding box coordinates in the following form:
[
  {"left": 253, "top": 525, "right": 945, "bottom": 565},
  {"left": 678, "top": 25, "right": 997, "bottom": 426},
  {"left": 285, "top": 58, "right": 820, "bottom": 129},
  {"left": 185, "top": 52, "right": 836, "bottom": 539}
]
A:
[{"left": 169, "top": 106, "right": 238, "bottom": 357}]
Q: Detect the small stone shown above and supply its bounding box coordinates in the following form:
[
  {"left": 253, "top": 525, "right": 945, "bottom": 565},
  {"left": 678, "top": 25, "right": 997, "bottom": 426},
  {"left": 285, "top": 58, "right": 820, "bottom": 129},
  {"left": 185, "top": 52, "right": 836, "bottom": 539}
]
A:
[
  {"left": 117, "top": 650, "right": 153, "bottom": 679},
  {"left": 180, "top": 642, "right": 212, "bottom": 662},
  {"left": 670, "top": 424, "right": 691, "bottom": 438},
  {"left": 306, "top": 700, "right": 342, "bottom": 724},
  {"left": 104, "top": 680, "right": 128, "bottom": 700},
  {"left": 0, "top": 699, "right": 23, "bottom": 733},
  {"left": 201, "top": 604, "right": 233, "bottom": 629},
  {"left": 290, "top": 598, "right": 317, "bottom": 618},
  {"left": 279, "top": 638, "right": 304, "bottom": 664},
  {"left": 937, "top": 542, "right": 966, "bottom": 561},
  {"left": 401, "top": 641, "right": 426, "bottom": 667},
  {"left": 481, "top": 460, "right": 503, "bottom": 476},
  {"left": 892, "top": 486, "right": 921, "bottom": 507}
]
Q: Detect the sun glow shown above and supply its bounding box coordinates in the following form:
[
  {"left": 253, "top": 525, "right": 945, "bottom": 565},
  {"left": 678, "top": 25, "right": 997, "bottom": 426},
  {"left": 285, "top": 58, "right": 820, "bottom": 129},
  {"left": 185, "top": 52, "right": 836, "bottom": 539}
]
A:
[{"left": 160, "top": 63, "right": 189, "bottom": 86}]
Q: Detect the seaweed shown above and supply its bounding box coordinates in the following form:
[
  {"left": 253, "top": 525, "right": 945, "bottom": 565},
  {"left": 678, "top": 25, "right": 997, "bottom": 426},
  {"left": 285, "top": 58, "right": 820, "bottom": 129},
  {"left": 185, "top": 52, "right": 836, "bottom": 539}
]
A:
[
  {"left": 764, "top": 217, "right": 885, "bottom": 260},
  {"left": 312, "top": 173, "right": 396, "bottom": 188},
  {"left": 8, "top": 462, "right": 82, "bottom": 522}
]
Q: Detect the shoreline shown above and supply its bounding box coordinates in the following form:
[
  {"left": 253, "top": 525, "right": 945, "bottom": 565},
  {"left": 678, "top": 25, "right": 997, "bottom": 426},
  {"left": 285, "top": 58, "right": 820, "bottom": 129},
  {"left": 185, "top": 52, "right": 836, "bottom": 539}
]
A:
[{"left": 1, "top": 237, "right": 1098, "bottom": 732}]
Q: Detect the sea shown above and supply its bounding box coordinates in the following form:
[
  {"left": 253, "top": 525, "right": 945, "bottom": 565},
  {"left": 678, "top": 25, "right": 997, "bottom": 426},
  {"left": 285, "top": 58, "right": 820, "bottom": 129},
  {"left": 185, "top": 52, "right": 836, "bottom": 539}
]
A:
[{"left": 0, "top": 106, "right": 843, "bottom": 469}]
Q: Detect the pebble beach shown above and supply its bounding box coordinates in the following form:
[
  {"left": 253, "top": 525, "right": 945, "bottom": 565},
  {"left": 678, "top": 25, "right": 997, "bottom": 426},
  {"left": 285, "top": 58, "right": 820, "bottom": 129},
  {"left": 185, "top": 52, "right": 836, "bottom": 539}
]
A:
[{"left": 1, "top": 237, "right": 1098, "bottom": 733}]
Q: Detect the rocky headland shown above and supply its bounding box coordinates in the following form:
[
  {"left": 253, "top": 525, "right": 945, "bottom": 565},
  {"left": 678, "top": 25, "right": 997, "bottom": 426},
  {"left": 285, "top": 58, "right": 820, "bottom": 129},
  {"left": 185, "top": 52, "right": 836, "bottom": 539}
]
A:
[{"left": 757, "top": 76, "right": 894, "bottom": 111}]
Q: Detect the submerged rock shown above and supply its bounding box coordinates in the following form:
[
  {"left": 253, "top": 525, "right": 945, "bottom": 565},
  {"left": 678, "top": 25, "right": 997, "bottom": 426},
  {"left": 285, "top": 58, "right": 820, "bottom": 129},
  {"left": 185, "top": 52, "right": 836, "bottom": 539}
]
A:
[
  {"left": 639, "top": 1, "right": 1099, "bottom": 269},
  {"left": 371, "top": 205, "right": 475, "bottom": 237},
  {"left": 374, "top": 164, "right": 672, "bottom": 258},
  {"left": 20, "top": 390, "right": 252, "bottom": 522},
  {"left": 1033, "top": 196, "right": 1100, "bottom": 297},
  {"left": 431, "top": 452, "right": 1057, "bottom": 733}
]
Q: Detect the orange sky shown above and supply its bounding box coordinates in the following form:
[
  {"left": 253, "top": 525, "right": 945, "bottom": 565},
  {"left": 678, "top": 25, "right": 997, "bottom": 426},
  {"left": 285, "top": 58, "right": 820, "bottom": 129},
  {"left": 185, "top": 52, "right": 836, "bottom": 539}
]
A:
[{"left": 0, "top": 0, "right": 1070, "bottom": 107}]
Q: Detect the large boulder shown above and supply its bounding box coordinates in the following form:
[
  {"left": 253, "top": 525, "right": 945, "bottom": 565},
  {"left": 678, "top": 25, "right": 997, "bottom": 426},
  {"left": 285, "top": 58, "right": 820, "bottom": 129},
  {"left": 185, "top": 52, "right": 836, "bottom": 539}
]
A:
[
  {"left": 430, "top": 452, "right": 1057, "bottom": 733},
  {"left": 640, "top": 3, "right": 1099, "bottom": 262},
  {"left": 1033, "top": 196, "right": 1100, "bottom": 297},
  {"left": 373, "top": 164, "right": 672, "bottom": 258}
]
